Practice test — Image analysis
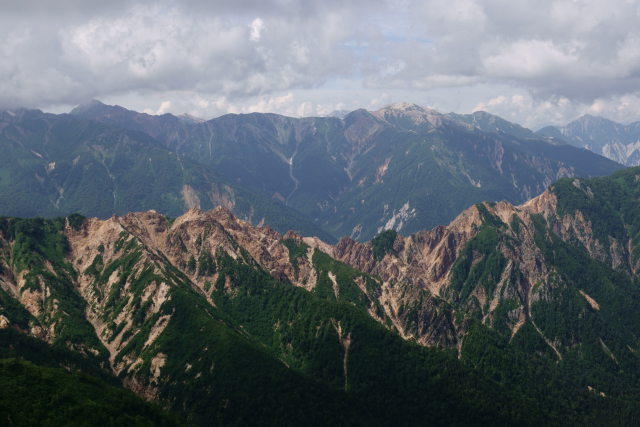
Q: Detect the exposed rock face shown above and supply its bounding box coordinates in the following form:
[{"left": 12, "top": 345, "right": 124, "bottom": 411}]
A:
[
  {"left": 0, "top": 185, "right": 630, "bottom": 355},
  {"left": 0, "top": 207, "right": 323, "bottom": 401},
  {"left": 330, "top": 182, "right": 640, "bottom": 348}
]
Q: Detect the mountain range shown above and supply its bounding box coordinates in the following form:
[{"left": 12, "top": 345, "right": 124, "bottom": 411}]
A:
[
  {"left": 0, "top": 108, "right": 333, "bottom": 242},
  {"left": 2, "top": 166, "right": 640, "bottom": 424},
  {"left": 2, "top": 100, "right": 640, "bottom": 423},
  {"left": 538, "top": 115, "right": 640, "bottom": 166},
  {"left": 0, "top": 101, "right": 622, "bottom": 242}
]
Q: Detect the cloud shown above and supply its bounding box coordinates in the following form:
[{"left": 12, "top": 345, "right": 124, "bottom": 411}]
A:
[
  {"left": 472, "top": 92, "right": 640, "bottom": 129},
  {"left": 0, "top": 1, "right": 361, "bottom": 108},
  {"left": 249, "top": 17, "right": 265, "bottom": 42},
  {"left": 396, "top": 0, "right": 640, "bottom": 102},
  {"left": 2, "top": 0, "right": 640, "bottom": 128},
  {"left": 482, "top": 40, "right": 578, "bottom": 79}
]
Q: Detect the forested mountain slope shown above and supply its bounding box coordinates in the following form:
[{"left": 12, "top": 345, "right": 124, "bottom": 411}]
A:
[
  {"left": 68, "top": 101, "right": 622, "bottom": 240},
  {"left": 2, "top": 167, "right": 640, "bottom": 424},
  {"left": 0, "top": 108, "right": 333, "bottom": 241}
]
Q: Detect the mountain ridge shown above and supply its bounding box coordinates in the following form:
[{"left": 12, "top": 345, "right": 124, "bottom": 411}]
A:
[
  {"left": 67, "top": 100, "right": 624, "bottom": 240},
  {"left": 0, "top": 107, "right": 335, "bottom": 242},
  {"left": 2, "top": 166, "right": 640, "bottom": 423},
  {"left": 0, "top": 206, "right": 535, "bottom": 425},
  {"left": 538, "top": 114, "right": 640, "bottom": 166}
]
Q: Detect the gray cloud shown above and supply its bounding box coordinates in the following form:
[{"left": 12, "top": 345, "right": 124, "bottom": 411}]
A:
[
  {"left": 1, "top": 0, "right": 370, "bottom": 106},
  {"left": 2, "top": 0, "right": 640, "bottom": 127},
  {"left": 378, "top": 0, "right": 640, "bottom": 101}
]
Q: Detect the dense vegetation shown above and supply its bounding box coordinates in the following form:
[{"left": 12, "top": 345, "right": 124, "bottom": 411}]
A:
[
  {"left": 210, "top": 246, "right": 534, "bottom": 425},
  {"left": 0, "top": 359, "right": 178, "bottom": 426},
  {"left": 552, "top": 166, "right": 640, "bottom": 252},
  {"left": 371, "top": 229, "right": 397, "bottom": 260},
  {"left": 1, "top": 165, "right": 640, "bottom": 424},
  {"left": 0, "top": 216, "right": 109, "bottom": 360},
  {"left": 441, "top": 172, "right": 640, "bottom": 424},
  {"left": 0, "top": 330, "right": 178, "bottom": 426},
  {"left": 0, "top": 216, "right": 530, "bottom": 425}
]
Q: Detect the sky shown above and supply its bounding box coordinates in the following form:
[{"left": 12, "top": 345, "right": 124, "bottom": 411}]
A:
[{"left": 3, "top": 0, "right": 640, "bottom": 129}]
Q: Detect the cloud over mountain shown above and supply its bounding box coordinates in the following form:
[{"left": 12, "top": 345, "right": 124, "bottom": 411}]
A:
[{"left": 3, "top": 0, "right": 640, "bottom": 127}]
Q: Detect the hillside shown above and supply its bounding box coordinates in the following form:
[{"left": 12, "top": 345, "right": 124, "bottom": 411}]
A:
[
  {"left": 1, "top": 167, "right": 640, "bottom": 423},
  {"left": 0, "top": 108, "right": 333, "bottom": 242},
  {"left": 69, "top": 101, "right": 622, "bottom": 240}
]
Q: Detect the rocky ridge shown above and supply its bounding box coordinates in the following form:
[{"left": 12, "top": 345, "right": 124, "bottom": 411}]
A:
[
  {"left": 65, "top": 100, "right": 622, "bottom": 241},
  {"left": 2, "top": 167, "right": 640, "bottom": 423},
  {"left": 3, "top": 170, "right": 639, "bottom": 357}
]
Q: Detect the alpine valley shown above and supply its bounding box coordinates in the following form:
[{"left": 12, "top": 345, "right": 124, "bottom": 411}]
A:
[{"left": 2, "top": 103, "right": 640, "bottom": 425}]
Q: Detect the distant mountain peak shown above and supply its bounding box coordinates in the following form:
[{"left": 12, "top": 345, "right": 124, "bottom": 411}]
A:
[
  {"left": 387, "top": 102, "right": 423, "bottom": 111},
  {"left": 326, "top": 109, "right": 350, "bottom": 119},
  {"left": 178, "top": 113, "right": 205, "bottom": 124},
  {"left": 371, "top": 103, "right": 444, "bottom": 129},
  {"left": 470, "top": 110, "right": 496, "bottom": 119},
  {"left": 536, "top": 114, "right": 640, "bottom": 166},
  {"left": 377, "top": 102, "right": 438, "bottom": 114},
  {"left": 81, "top": 98, "right": 106, "bottom": 107},
  {"left": 70, "top": 99, "right": 121, "bottom": 116},
  {"left": 573, "top": 114, "right": 615, "bottom": 124}
]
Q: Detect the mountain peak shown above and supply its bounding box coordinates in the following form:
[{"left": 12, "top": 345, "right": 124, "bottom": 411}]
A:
[
  {"left": 377, "top": 102, "right": 438, "bottom": 114},
  {"left": 326, "top": 109, "right": 350, "bottom": 119},
  {"left": 572, "top": 114, "right": 617, "bottom": 126},
  {"left": 178, "top": 113, "right": 205, "bottom": 124},
  {"left": 69, "top": 99, "right": 107, "bottom": 115},
  {"left": 69, "top": 99, "right": 132, "bottom": 119},
  {"left": 470, "top": 110, "right": 495, "bottom": 119},
  {"left": 81, "top": 99, "right": 106, "bottom": 108},
  {"left": 371, "top": 103, "right": 444, "bottom": 130},
  {"left": 536, "top": 114, "right": 638, "bottom": 165}
]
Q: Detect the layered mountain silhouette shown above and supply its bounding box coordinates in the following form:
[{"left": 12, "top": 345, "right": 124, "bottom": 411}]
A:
[{"left": 0, "top": 108, "right": 333, "bottom": 241}]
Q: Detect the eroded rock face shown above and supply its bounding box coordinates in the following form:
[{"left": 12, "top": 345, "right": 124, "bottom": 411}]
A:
[
  {"left": 329, "top": 187, "right": 640, "bottom": 347},
  {"left": 61, "top": 207, "right": 329, "bottom": 395},
  {"left": 333, "top": 203, "right": 493, "bottom": 301},
  {"left": 3, "top": 195, "right": 613, "bottom": 355},
  {"left": 2, "top": 178, "right": 640, "bottom": 399}
]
